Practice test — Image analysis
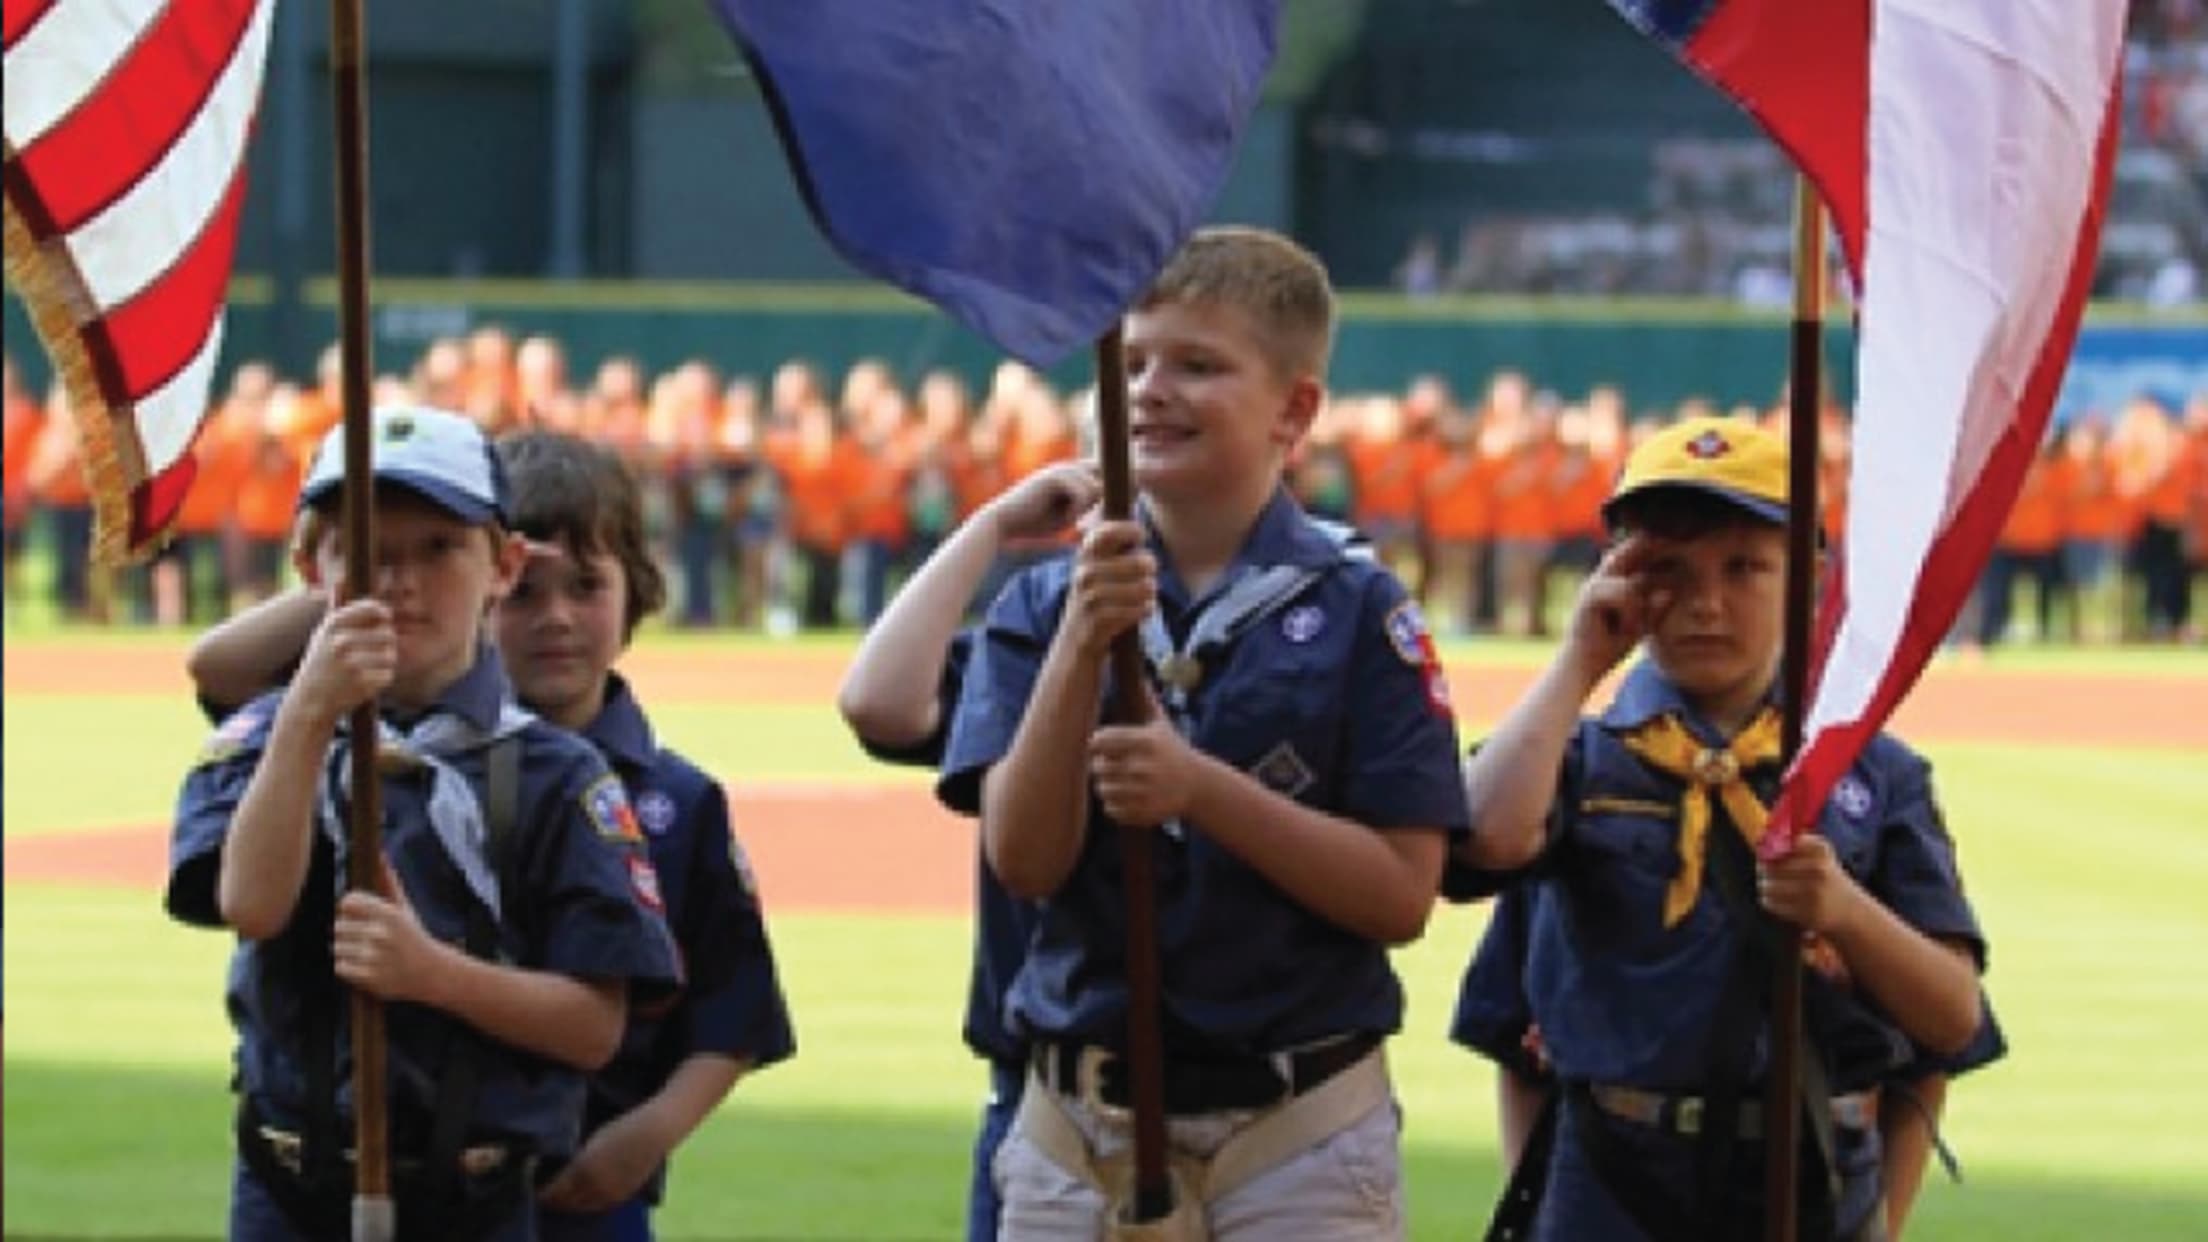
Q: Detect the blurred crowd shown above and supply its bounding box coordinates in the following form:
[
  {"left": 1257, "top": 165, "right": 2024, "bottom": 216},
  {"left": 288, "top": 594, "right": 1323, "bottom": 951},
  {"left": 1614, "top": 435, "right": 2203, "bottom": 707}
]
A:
[
  {"left": 1396, "top": 14, "right": 2208, "bottom": 304},
  {"left": 6, "top": 327, "right": 2203, "bottom": 646}
]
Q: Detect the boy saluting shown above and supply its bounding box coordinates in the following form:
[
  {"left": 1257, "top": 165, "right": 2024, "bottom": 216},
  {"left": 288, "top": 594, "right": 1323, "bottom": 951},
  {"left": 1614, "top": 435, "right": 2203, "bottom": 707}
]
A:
[{"left": 1457, "top": 415, "right": 1990, "bottom": 1241}]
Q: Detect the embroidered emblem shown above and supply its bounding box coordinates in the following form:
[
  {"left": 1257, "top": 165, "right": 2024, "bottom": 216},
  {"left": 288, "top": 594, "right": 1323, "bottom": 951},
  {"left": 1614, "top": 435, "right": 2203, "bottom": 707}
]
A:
[
  {"left": 193, "top": 709, "right": 264, "bottom": 767},
  {"left": 627, "top": 854, "right": 664, "bottom": 911},
  {"left": 1833, "top": 774, "right": 1874, "bottom": 821},
  {"left": 1281, "top": 604, "right": 1325, "bottom": 644},
  {"left": 636, "top": 789, "right": 677, "bottom": 836},
  {"left": 1384, "top": 601, "right": 1432, "bottom": 666},
  {"left": 582, "top": 774, "right": 643, "bottom": 843},
  {"left": 1685, "top": 429, "right": 1731, "bottom": 459},
  {"left": 1250, "top": 742, "right": 1315, "bottom": 799},
  {"left": 382, "top": 413, "right": 416, "bottom": 442}
]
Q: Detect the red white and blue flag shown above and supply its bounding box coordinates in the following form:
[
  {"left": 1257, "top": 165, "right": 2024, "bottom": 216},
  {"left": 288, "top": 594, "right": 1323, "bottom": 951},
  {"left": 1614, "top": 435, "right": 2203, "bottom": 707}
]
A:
[
  {"left": 3, "top": 0, "right": 273, "bottom": 564},
  {"left": 1611, "top": 0, "right": 2130, "bottom": 845}
]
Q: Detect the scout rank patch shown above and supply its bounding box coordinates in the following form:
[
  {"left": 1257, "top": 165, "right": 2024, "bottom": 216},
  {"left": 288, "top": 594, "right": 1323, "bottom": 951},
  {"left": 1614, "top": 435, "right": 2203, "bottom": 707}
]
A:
[
  {"left": 581, "top": 774, "right": 644, "bottom": 844},
  {"left": 193, "top": 708, "right": 266, "bottom": 767},
  {"left": 1384, "top": 600, "right": 1452, "bottom": 717},
  {"left": 1250, "top": 742, "right": 1315, "bottom": 799}
]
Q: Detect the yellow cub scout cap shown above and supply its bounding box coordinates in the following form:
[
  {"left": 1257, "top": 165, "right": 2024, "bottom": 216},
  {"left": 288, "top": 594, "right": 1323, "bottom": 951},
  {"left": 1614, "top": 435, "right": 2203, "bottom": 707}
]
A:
[{"left": 1604, "top": 415, "right": 1789, "bottom": 530}]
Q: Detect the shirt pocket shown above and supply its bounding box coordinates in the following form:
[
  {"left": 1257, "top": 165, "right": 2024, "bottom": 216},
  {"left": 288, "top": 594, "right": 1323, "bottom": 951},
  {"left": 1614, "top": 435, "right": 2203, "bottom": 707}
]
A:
[{"left": 1562, "top": 811, "right": 1682, "bottom": 945}]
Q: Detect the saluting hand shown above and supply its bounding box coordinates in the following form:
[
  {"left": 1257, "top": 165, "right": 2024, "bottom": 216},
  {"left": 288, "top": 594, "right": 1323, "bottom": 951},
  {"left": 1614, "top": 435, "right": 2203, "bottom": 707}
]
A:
[
  {"left": 1563, "top": 533, "right": 1670, "bottom": 685},
  {"left": 988, "top": 459, "right": 1102, "bottom": 543},
  {"left": 1090, "top": 684, "right": 1206, "bottom": 828},
  {"left": 1059, "top": 520, "right": 1155, "bottom": 660},
  {"left": 294, "top": 597, "right": 397, "bottom": 724},
  {"left": 1757, "top": 834, "right": 1865, "bottom": 937},
  {"left": 332, "top": 854, "right": 450, "bottom": 1005}
]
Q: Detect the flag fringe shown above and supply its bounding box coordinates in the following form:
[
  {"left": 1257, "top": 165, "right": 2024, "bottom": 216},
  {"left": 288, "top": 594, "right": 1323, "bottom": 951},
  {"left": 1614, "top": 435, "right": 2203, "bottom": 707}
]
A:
[{"left": 2, "top": 193, "right": 167, "bottom": 567}]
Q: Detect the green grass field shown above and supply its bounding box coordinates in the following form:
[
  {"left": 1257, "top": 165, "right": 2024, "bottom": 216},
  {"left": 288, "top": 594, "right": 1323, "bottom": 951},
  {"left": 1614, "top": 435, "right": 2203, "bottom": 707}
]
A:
[{"left": 6, "top": 632, "right": 2208, "bottom": 1239}]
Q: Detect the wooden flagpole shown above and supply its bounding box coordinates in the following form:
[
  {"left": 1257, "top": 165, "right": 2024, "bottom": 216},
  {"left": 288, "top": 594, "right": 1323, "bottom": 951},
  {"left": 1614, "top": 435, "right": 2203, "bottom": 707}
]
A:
[
  {"left": 328, "top": 1, "right": 391, "bottom": 1237},
  {"left": 1093, "top": 325, "right": 1175, "bottom": 1222},
  {"left": 1765, "top": 175, "right": 1827, "bottom": 1242}
]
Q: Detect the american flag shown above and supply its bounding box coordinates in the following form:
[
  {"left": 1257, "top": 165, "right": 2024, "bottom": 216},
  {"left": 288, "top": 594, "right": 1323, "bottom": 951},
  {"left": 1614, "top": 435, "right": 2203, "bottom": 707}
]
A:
[{"left": 3, "top": 0, "right": 274, "bottom": 565}]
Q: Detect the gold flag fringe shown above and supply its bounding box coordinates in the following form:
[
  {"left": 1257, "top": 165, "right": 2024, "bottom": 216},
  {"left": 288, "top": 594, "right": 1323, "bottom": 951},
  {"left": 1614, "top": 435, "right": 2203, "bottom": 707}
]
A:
[{"left": 3, "top": 191, "right": 177, "bottom": 568}]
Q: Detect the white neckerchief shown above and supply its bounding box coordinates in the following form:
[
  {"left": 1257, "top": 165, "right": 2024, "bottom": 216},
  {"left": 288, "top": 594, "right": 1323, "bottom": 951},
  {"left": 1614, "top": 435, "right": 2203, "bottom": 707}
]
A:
[{"left": 318, "top": 701, "right": 536, "bottom": 920}]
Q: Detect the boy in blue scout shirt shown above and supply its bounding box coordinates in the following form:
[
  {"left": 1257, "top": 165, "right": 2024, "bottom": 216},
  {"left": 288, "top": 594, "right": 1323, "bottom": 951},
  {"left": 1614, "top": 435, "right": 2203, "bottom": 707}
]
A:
[
  {"left": 167, "top": 406, "right": 681, "bottom": 1241},
  {"left": 939, "top": 226, "right": 1471, "bottom": 1240},
  {"left": 837, "top": 459, "right": 1102, "bottom": 1242},
  {"left": 1453, "top": 414, "right": 1993, "bottom": 1242},
  {"left": 492, "top": 431, "right": 796, "bottom": 1240},
  {"left": 186, "top": 429, "right": 796, "bottom": 1241}
]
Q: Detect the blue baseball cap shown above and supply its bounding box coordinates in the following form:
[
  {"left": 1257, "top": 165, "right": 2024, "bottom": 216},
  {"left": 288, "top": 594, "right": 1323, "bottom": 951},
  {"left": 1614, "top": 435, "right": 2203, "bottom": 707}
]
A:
[{"left": 298, "top": 406, "right": 509, "bottom": 526}]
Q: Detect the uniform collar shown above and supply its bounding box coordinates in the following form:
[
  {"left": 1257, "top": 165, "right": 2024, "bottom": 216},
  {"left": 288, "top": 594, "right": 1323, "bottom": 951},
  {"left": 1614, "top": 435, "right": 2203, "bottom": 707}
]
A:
[
  {"left": 1598, "top": 659, "right": 1782, "bottom": 747},
  {"left": 396, "top": 642, "right": 510, "bottom": 734},
  {"left": 582, "top": 672, "right": 656, "bottom": 770},
  {"left": 1144, "top": 486, "right": 1338, "bottom": 611}
]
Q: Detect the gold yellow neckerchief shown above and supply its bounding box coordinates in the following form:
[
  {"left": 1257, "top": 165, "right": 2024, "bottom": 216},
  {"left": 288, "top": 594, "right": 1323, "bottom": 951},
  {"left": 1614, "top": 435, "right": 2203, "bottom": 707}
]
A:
[{"left": 1619, "top": 707, "right": 1785, "bottom": 927}]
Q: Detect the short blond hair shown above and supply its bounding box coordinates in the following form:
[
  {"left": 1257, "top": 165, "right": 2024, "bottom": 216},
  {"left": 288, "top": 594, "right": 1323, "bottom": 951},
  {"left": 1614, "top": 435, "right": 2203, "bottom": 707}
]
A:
[{"left": 1137, "top": 226, "right": 1335, "bottom": 382}]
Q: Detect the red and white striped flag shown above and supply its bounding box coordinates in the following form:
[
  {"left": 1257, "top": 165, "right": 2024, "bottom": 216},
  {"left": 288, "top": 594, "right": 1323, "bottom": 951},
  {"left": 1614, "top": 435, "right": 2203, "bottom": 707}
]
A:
[
  {"left": 3, "top": 0, "right": 273, "bottom": 564},
  {"left": 1613, "top": 0, "right": 2129, "bottom": 844}
]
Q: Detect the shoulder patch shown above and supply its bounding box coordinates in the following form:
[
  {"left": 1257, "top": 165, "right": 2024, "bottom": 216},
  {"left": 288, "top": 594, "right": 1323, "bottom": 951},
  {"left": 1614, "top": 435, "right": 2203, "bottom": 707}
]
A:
[
  {"left": 582, "top": 774, "right": 644, "bottom": 844},
  {"left": 193, "top": 709, "right": 265, "bottom": 768},
  {"left": 1384, "top": 600, "right": 1432, "bottom": 666}
]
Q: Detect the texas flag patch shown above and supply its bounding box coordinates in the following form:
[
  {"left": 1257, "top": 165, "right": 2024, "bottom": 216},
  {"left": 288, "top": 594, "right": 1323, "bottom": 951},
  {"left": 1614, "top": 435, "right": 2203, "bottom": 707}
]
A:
[
  {"left": 1384, "top": 601, "right": 1453, "bottom": 719},
  {"left": 582, "top": 775, "right": 644, "bottom": 844}
]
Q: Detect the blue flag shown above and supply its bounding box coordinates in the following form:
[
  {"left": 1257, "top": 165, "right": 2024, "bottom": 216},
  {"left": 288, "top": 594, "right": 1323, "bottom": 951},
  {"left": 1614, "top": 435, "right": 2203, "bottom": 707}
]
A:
[{"left": 708, "top": 1, "right": 1279, "bottom": 367}]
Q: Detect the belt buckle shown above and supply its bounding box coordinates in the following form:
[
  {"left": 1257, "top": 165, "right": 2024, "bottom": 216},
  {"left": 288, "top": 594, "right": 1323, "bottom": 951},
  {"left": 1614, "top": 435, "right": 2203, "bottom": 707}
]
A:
[
  {"left": 1074, "top": 1046, "right": 1131, "bottom": 1123},
  {"left": 1673, "top": 1096, "right": 1705, "bottom": 1136},
  {"left": 458, "top": 1145, "right": 508, "bottom": 1178},
  {"left": 258, "top": 1126, "right": 305, "bottom": 1176}
]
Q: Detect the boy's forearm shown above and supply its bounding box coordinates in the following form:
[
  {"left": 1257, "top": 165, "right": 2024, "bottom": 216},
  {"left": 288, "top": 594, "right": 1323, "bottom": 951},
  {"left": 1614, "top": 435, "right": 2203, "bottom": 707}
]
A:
[
  {"left": 983, "top": 639, "right": 1101, "bottom": 898},
  {"left": 1460, "top": 654, "right": 1600, "bottom": 870},
  {"left": 187, "top": 587, "right": 321, "bottom": 710},
  {"left": 420, "top": 950, "right": 627, "bottom": 1070},
  {"left": 217, "top": 698, "right": 337, "bottom": 939},
  {"left": 1880, "top": 1074, "right": 1948, "bottom": 1239},
  {"left": 1829, "top": 906, "right": 1982, "bottom": 1057},
  {"left": 1185, "top": 758, "right": 1445, "bottom": 945},
  {"left": 837, "top": 517, "right": 998, "bottom": 746},
  {"left": 624, "top": 1052, "right": 749, "bottom": 1159}
]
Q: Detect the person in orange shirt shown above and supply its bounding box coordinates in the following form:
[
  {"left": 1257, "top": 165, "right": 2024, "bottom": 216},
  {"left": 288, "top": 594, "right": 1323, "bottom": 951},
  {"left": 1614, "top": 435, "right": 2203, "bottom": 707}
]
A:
[
  {"left": 2060, "top": 418, "right": 2129, "bottom": 643},
  {"left": 2130, "top": 396, "right": 2197, "bottom": 641},
  {"left": 461, "top": 323, "right": 521, "bottom": 433},
  {"left": 1423, "top": 400, "right": 1497, "bottom": 636},
  {"left": 1490, "top": 394, "right": 1562, "bottom": 638},
  {"left": 1539, "top": 393, "right": 1621, "bottom": 638},
  {"left": 1978, "top": 433, "right": 2067, "bottom": 646},
  {"left": 230, "top": 387, "right": 306, "bottom": 609},
  {"left": 848, "top": 383, "right": 918, "bottom": 625},
  {"left": 25, "top": 380, "right": 100, "bottom": 620},
  {"left": 2185, "top": 394, "right": 2208, "bottom": 641},
  {"left": 3, "top": 355, "right": 47, "bottom": 611},
  {"left": 768, "top": 398, "right": 859, "bottom": 629},
  {"left": 1345, "top": 395, "right": 1423, "bottom": 586}
]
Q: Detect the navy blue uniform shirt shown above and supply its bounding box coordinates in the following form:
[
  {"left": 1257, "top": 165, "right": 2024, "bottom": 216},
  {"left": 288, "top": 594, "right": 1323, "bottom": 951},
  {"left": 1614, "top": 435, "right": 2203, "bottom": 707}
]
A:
[
  {"left": 860, "top": 632, "right": 1038, "bottom": 1065},
  {"left": 574, "top": 673, "right": 796, "bottom": 1199},
  {"left": 940, "top": 489, "right": 1472, "bottom": 1055},
  {"left": 1445, "top": 660, "right": 1989, "bottom": 1094},
  {"left": 168, "top": 646, "right": 683, "bottom": 1160}
]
